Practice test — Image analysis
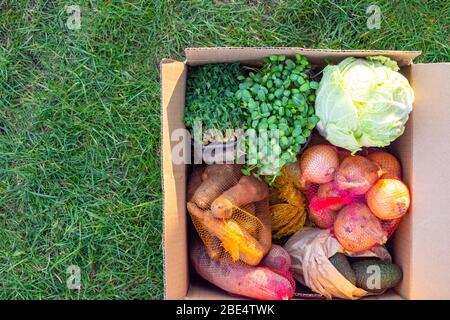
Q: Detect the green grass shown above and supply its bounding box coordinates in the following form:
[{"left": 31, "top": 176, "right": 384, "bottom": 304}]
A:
[{"left": 0, "top": 0, "right": 447, "bottom": 299}]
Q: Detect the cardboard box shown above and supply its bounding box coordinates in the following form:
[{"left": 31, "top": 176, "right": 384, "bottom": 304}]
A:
[{"left": 161, "top": 48, "right": 450, "bottom": 300}]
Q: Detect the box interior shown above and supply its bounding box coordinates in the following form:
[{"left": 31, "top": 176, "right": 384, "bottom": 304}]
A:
[{"left": 161, "top": 48, "right": 450, "bottom": 300}]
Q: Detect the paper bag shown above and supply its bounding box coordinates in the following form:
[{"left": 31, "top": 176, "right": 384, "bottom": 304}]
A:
[{"left": 284, "top": 227, "right": 391, "bottom": 299}]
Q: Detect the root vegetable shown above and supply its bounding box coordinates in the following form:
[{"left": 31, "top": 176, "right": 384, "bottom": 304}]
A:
[
  {"left": 211, "top": 176, "right": 269, "bottom": 219},
  {"left": 308, "top": 206, "right": 338, "bottom": 229},
  {"left": 204, "top": 237, "right": 222, "bottom": 260},
  {"left": 366, "top": 179, "right": 410, "bottom": 220},
  {"left": 187, "top": 202, "right": 265, "bottom": 266},
  {"left": 201, "top": 164, "right": 223, "bottom": 181},
  {"left": 335, "top": 155, "right": 381, "bottom": 195},
  {"left": 253, "top": 198, "right": 272, "bottom": 255},
  {"left": 367, "top": 151, "right": 402, "bottom": 179},
  {"left": 191, "top": 214, "right": 223, "bottom": 260},
  {"left": 300, "top": 144, "right": 339, "bottom": 184},
  {"left": 317, "top": 182, "right": 345, "bottom": 211},
  {"left": 187, "top": 166, "right": 205, "bottom": 201},
  {"left": 260, "top": 244, "right": 292, "bottom": 273},
  {"left": 232, "top": 203, "right": 257, "bottom": 237},
  {"left": 334, "top": 203, "right": 387, "bottom": 252},
  {"left": 190, "top": 239, "right": 294, "bottom": 300},
  {"left": 192, "top": 164, "right": 242, "bottom": 209}
]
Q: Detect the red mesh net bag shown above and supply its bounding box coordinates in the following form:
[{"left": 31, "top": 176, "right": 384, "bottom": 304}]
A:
[
  {"left": 298, "top": 144, "right": 409, "bottom": 252},
  {"left": 260, "top": 244, "right": 296, "bottom": 291}
]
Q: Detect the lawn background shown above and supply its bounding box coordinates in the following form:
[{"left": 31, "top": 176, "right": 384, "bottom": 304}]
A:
[{"left": 0, "top": 0, "right": 448, "bottom": 299}]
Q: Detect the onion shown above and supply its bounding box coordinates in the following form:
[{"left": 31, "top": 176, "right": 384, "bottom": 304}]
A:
[
  {"left": 300, "top": 144, "right": 339, "bottom": 184},
  {"left": 334, "top": 203, "right": 387, "bottom": 252},
  {"left": 335, "top": 155, "right": 381, "bottom": 195},
  {"left": 308, "top": 206, "right": 338, "bottom": 229},
  {"left": 366, "top": 179, "right": 410, "bottom": 220},
  {"left": 367, "top": 151, "right": 402, "bottom": 179},
  {"left": 317, "top": 182, "right": 345, "bottom": 211}
]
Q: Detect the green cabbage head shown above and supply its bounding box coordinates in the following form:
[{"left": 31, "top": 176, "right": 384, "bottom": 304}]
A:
[{"left": 315, "top": 56, "right": 414, "bottom": 153}]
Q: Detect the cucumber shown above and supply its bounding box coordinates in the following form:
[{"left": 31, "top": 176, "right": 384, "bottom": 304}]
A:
[
  {"left": 329, "top": 253, "right": 356, "bottom": 285},
  {"left": 351, "top": 259, "right": 403, "bottom": 293}
]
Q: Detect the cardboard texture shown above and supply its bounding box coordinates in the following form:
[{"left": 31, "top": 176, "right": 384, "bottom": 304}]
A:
[
  {"left": 393, "top": 63, "right": 450, "bottom": 299},
  {"left": 185, "top": 47, "right": 421, "bottom": 67},
  {"left": 161, "top": 59, "right": 189, "bottom": 299},
  {"left": 161, "top": 47, "right": 449, "bottom": 300}
]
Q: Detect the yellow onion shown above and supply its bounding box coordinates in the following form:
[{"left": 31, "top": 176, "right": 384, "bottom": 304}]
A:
[
  {"left": 308, "top": 206, "right": 338, "bottom": 229},
  {"left": 366, "top": 179, "right": 410, "bottom": 220},
  {"left": 300, "top": 144, "right": 339, "bottom": 184},
  {"left": 367, "top": 151, "right": 402, "bottom": 179},
  {"left": 335, "top": 155, "right": 381, "bottom": 195},
  {"left": 317, "top": 182, "right": 344, "bottom": 211}
]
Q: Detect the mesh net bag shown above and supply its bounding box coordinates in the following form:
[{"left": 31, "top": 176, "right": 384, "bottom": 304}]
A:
[
  {"left": 366, "top": 150, "right": 402, "bottom": 179},
  {"left": 260, "top": 244, "right": 297, "bottom": 291},
  {"left": 190, "top": 201, "right": 271, "bottom": 266},
  {"left": 269, "top": 163, "right": 308, "bottom": 240},
  {"left": 333, "top": 202, "right": 387, "bottom": 252},
  {"left": 189, "top": 164, "right": 243, "bottom": 210},
  {"left": 187, "top": 164, "right": 272, "bottom": 266},
  {"left": 190, "top": 238, "right": 295, "bottom": 300},
  {"left": 298, "top": 144, "right": 408, "bottom": 251}
]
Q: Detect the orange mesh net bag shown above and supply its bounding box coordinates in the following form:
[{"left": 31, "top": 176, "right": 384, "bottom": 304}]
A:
[
  {"left": 187, "top": 164, "right": 272, "bottom": 266},
  {"left": 298, "top": 144, "right": 410, "bottom": 252},
  {"left": 187, "top": 164, "right": 297, "bottom": 300}
]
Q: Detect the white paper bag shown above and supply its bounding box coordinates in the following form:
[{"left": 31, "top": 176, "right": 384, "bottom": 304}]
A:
[{"left": 284, "top": 227, "right": 391, "bottom": 299}]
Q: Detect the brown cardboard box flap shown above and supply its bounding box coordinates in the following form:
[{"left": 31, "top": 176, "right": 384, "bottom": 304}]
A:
[
  {"left": 397, "top": 63, "right": 450, "bottom": 299},
  {"left": 185, "top": 47, "right": 421, "bottom": 67},
  {"left": 160, "top": 59, "right": 189, "bottom": 299}
]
